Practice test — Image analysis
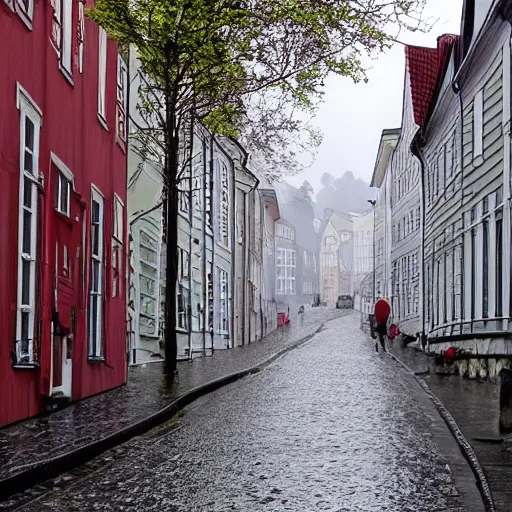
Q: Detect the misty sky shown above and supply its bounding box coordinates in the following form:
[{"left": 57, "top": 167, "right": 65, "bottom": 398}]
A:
[{"left": 286, "top": 0, "right": 464, "bottom": 194}]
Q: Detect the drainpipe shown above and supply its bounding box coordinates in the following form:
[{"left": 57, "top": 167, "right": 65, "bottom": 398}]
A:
[
  {"left": 187, "top": 116, "right": 194, "bottom": 360},
  {"left": 412, "top": 137, "right": 427, "bottom": 349},
  {"left": 454, "top": 80, "right": 466, "bottom": 328}
]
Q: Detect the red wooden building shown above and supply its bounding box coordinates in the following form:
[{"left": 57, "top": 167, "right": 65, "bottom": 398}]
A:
[{"left": 0, "top": 0, "right": 128, "bottom": 427}]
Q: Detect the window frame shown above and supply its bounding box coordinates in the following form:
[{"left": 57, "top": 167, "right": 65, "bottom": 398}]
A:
[
  {"left": 276, "top": 248, "right": 296, "bottom": 295},
  {"left": 56, "top": 171, "right": 71, "bottom": 216},
  {"left": 88, "top": 186, "right": 104, "bottom": 360},
  {"left": 113, "top": 193, "right": 124, "bottom": 243},
  {"left": 473, "top": 89, "right": 484, "bottom": 159},
  {"left": 60, "top": 0, "right": 73, "bottom": 77},
  {"left": 218, "top": 267, "right": 229, "bottom": 335},
  {"left": 14, "top": 0, "right": 34, "bottom": 30},
  {"left": 116, "top": 54, "right": 128, "bottom": 142},
  {"left": 97, "top": 27, "right": 108, "bottom": 125},
  {"left": 15, "top": 88, "right": 42, "bottom": 366}
]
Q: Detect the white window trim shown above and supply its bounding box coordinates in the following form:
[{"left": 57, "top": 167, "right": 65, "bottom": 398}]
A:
[
  {"left": 218, "top": 267, "right": 229, "bottom": 335},
  {"left": 98, "top": 27, "right": 108, "bottom": 124},
  {"left": 58, "top": 0, "right": 73, "bottom": 83},
  {"left": 116, "top": 54, "right": 128, "bottom": 142},
  {"left": 14, "top": 0, "right": 34, "bottom": 30},
  {"left": 15, "top": 88, "right": 42, "bottom": 365},
  {"left": 51, "top": 153, "right": 75, "bottom": 217},
  {"left": 89, "top": 186, "right": 104, "bottom": 359},
  {"left": 113, "top": 193, "right": 124, "bottom": 243},
  {"left": 56, "top": 172, "right": 71, "bottom": 216},
  {"left": 473, "top": 89, "right": 484, "bottom": 158},
  {"left": 276, "top": 248, "right": 296, "bottom": 295},
  {"left": 78, "top": 0, "right": 85, "bottom": 73}
]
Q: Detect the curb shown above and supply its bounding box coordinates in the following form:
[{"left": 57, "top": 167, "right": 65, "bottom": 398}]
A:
[
  {"left": 0, "top": 320, "right": 331, "bottom": 501},
  {"left": 388, "top": 352, "right": 496, "bottom": 512}
]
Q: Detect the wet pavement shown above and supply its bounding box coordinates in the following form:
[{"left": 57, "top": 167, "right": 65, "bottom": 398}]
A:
[
  {"left": 0, "top": 307, "right": 343, "bottom": 484},
  {"left": 18, "top": 313, "right": 483, "bottom": 512},
  {"left": 389, "top": 342, "right": 512, "bottom": 511}
]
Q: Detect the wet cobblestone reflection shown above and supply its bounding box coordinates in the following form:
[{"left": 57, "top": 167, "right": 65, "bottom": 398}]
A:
[{"left": 23, "top": 314, "right": 466, "bottom": 511}]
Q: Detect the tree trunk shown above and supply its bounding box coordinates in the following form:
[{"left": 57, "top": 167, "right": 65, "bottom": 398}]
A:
[{"left": 163, "top": 129, "right": 179, "bottom": 385}]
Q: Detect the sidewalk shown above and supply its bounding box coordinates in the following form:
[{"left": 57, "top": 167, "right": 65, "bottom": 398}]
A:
[
  {"left": 0, "top": 307, "right": 343, "bottom": 489},
  {"left": 389, "top": 342, "right": 512, "bottom": 512}
]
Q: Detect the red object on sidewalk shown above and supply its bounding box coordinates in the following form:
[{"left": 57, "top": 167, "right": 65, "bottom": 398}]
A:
[
  {"left": 278, "top": 312, "right": 290, "bottom": 326},
  {"left": 388, "top": 324, "right": 400, "bottom": 340}
]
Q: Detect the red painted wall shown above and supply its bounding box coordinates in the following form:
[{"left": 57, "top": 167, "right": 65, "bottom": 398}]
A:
[{"left": 0, "top": 0, "right": 127, "bottom": 427}]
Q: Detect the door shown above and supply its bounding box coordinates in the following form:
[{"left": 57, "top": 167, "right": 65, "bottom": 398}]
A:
[{"left": 52, "top": 171, "right": 82, "bottom": 398}]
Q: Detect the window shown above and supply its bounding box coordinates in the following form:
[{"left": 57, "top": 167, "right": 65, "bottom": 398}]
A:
[
  {"left": 276, "top": 224, "right": 295, "bottom": 241},
  {"left": 303, "top": 251, "right": 308, "bottom": 268},
  {"left": 416, "top": 207, "right": 420, "bottom": 230},
  {"left": 473, "top": 90, "right": 483, "bottom": 158},
  {"left": 89, "top": 188, "right": 104, "bottom": 358},
  {"left": 205, "top": 149, "right": 213, "bottom": 232},
  {"left": 218, "top": 268, "right": 229, "bottom": 334},
  {"left": 312, "top": 253, "right": 317, "bottom": 272},
  {"left": 438, "top": 148, "right": 445, "bottom": 193},
  {"left": 113, "top": 195, "right": 124, "bottom": 242},
  {"left": 78, "top": 1, "right": 85, "bottom": 73},
  {"left": 61, "top": 0, "right": 72, "bottom": 74},
  {"left": 112, "top": 195, "right": 124, "bottom": 299},
  {"left": 56, "top": 172, "right": 70, "bottom": 216},
  {"left": 276, "top": 249, "right": 296, "bottom": 295},
  {"left": 14, "top": 0, "right": 34, "bottom": 27},
  {"left": 116, "top": 55, "right": 128, "bottom": 141},
  {"left": 139, "top": 231, "right": 159, "bottom": 335},
  {"left": 15, "top": 90, "right": 41, "bottom": 365},
  {"left": 483, "top": 220, "right": 489, "bottom": 318},
  {"left": 397, "top": 222, "right": 401, "bottom": 241},
  {"left": 496, "top": 209, "right": 503, "bottom": 317},
  {"left": 51, "top": 0, "right": 62, "bottom": 51},
  {"left": 177, "top": 248, "right": 189, "bottom": 330},
  {"left": 453, "top": 246, "right": 460, "bottom": 321},
  {"left": 98, "top": 27, "right": 107, "bottom": 121},
  {"left": 219, "top": 160, "right": 230, "bottom": 247},
  {"left": 179, "top": 182, "right": 190, "bottom": 214},
  {"left": 471, "top": 226, "right": 476, "bottom": 320}
]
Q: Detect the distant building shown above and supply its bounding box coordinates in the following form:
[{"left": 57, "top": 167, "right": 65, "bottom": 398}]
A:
[
  {"left": 371, "top": 129, "right": 400, "bottom": 309},
  {"left": 318, "top": 210, "right": 354, "bottom": 307},
  {"left": 274, "top": 182, "right": 320, "bottom": 314},
  {"left": 352, "top": 210, "right": 375, "bottom": 314}
]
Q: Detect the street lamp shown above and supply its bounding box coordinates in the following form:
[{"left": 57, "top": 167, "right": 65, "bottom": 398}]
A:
[{"left": 368, "top": 200, "right": 376, "bottom": 305}]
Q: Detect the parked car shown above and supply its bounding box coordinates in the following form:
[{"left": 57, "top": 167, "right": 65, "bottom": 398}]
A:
[{"left": 336, "top": 295, "right": 353, "bottom": 309}]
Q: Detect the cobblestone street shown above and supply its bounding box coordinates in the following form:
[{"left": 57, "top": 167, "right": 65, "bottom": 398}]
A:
[{"left": 18, "top": 313, "right": 483, "bottom": 512}]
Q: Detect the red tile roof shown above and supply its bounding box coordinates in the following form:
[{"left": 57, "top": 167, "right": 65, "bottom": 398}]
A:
[{"left": 405, "top": 34, "right": 459, "bottom": 128}]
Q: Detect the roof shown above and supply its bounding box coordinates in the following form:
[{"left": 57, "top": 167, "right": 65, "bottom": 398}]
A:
[
  {"left": 406, "top": 34, "right": 459, "bottom": 129},
  {"left": 370, "top": 128, "right": 400, "bottom": 188}
]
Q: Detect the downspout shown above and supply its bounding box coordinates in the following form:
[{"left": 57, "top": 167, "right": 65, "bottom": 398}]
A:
[
  {"left": 412, "top": 136, "right": 427, "bottom": 348},
  {"left": 125, "top": 47, "right": 132, "bottom": 368},
  {"left": 229, "top": 154, "right": 236, "bottom": 349},
  {"left": 454, "top": 79, "right": 466, "bottom": 328},
  {"left": 209, "top": 133, "right": 215, "bottom": 354},
  {"left": 187, "top": 117, "right": 194, "bottom": 360},
  {"left": 201, "top": 135, "right": 207, "bottom": 356}
]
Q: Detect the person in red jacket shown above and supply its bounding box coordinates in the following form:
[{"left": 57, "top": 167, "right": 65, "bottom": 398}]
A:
[{"left": 374, "top": 299, "right": 391, "bottom": 353}]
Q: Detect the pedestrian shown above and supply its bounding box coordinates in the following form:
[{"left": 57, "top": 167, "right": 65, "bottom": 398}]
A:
[
  {"left": 375, "top": 319, "right": 388, "bottom": 352},
  {"left": 374, "top": 298, "right": 391, "bottom": 353}
]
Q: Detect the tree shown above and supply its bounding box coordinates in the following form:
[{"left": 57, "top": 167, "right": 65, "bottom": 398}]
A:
[
  {"left": 299, "top": 180, "right": 315, "bottom": 204},
  {"left": 88, "top": 0, "right": 427, "bottom": 385}
]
